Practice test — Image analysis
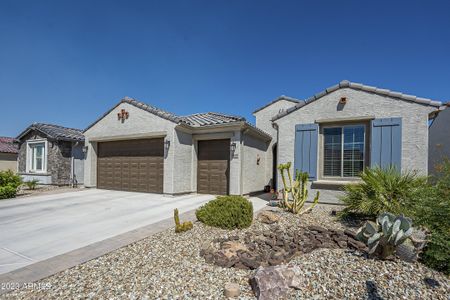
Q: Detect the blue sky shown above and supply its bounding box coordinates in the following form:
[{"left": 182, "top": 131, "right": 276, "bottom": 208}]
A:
[{"left": 1, "top": 0, "right": 449, "bottom": 137}]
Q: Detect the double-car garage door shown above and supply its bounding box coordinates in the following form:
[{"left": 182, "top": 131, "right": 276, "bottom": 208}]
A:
[
  {"left": 97, "top": 138, "right": 164, "bottom": 193},
  {"left": 97, "top": 138, "right": 230, "bottom": 195}
]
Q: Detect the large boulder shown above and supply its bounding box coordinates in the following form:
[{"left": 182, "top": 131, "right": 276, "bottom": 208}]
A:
[
  {"left": 249, "top": 265, "right": 304, "bottom": 300},
  {"left": 257, "top": 211, "right": 280, "bottom": 224}
]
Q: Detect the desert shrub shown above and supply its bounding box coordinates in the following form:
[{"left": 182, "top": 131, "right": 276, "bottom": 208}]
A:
[
  {"left": 340, "top": 167, "right": 427, "bottom": 218},
  {"left": 25, "top": 179, "right": 39, "bottom": 190},
  {"left": 0, "top": 185, "right": 18, "bottom": 199},
  {"left": 196, "top": 195, "right": 253, "bottom": 229},
  {"left": 407, "top": 159, "right": 450, "bottom": 274},
  {"left": 0, "top": 170, "right": 22, "bottom": 199}
]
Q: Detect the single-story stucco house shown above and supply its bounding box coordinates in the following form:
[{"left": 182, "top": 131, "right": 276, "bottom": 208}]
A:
[
  {"left": 0, "top": 137, "right": 18, "bottom": 172},
  {"left": 16, "top": 123, "right": 85, "bottom": 185},
  {"left": 429, "top": 104, "right": 450, "bottom": 177},
  {"left": 82, "top": 80, "right": 443, "bottom": 202},
  {"left": 83, "top": 97, "right": 272, "bottom": 195},
  {"left": 255, "top": 80, "right": 442, "bottom": 202}
]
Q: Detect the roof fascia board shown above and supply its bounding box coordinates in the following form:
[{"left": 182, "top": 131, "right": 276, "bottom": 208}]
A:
[{"left": 272, "top": 81, "right": 443, "bottom": 122}]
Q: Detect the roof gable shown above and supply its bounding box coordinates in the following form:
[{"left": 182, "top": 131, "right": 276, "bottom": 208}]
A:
[
  {"left": 253, "top": 95, "right": 302, "bottom": 114},
  {"left": 84, "top": 97, "right": 272, "bottom": 141},
  {"left": 17, "top": 123, "right": 84, "bottom": 142},
  {"left": 273, "top": 80, "right": 443, "bottom": 121}
]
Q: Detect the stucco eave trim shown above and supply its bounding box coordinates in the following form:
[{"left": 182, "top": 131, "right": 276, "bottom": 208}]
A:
[
  {"left": 272, "top": 80, "right": 443, "bottom": 122},
  {"left": 315, "top": 115, "right": 376, "bottom": 124},
  {"left": 87, "top": 131, "right": 167, "bottom": 142}
]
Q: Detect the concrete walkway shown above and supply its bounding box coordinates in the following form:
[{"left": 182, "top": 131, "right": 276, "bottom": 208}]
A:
[{"left": 0, "top": 189, "right": 268, "bottom": 294}]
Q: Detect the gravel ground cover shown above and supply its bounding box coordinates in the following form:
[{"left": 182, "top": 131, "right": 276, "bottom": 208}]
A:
[{"left": 3, "top": 205, "right": 449, "bottom": 299}]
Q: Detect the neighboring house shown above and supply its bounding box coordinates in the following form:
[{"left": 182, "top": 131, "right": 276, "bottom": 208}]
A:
[
  {"left": 0, "top": 137, "right": 18, "bottom": 172},
  {"left": 259, "top": 80, "right": 441, "bottom": 203},
  {"left": 83, "top": 97, "right": 272, "bottom": 195},
  {"left": 429, "top": 104, "right": 450, "bottom": 176},
  {"left": 16, "top": 123, "right": 85, "bottom": 185}
]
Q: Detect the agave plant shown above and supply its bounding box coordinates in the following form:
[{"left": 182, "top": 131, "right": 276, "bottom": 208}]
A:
[{"left": 356, "top": 212, "right": 424, "bottom": 260}]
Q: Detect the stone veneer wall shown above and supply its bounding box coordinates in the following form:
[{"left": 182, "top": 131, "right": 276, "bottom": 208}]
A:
[{"left": 18, "top": 130, "right": 73, "bottom": 185}]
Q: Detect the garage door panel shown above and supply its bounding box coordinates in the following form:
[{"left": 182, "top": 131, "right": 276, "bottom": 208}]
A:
[
  {"left": 97, "top": 139, "right": 164, "bottom": 193},
  {"left": 197, "top": 140, "right": 230, "bottom": 195}
]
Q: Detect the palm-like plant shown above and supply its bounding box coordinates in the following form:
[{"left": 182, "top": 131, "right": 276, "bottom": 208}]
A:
[{"left": 340, "top": 166, "right": 427, "bottom": 217}]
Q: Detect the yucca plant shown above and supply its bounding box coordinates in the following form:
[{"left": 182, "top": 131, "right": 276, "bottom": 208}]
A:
[{"left": 340, "top": 166, "right": 427, "bottom": 218}]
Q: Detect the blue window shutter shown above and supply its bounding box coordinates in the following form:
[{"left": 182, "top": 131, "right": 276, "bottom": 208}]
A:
[
  {"left": 294, "top": 123, "right": 318, "bottom": 180},
  {"left": 370, "top": 118, "right": 402, "bottom": 171}
]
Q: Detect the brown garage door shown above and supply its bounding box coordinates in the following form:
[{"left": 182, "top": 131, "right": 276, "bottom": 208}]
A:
[
  {"left": 97, "top": 138, "right": 164, "bottom": 193},
  {"left": 197, "top": 139, "right": 230, "bottom": 195}
]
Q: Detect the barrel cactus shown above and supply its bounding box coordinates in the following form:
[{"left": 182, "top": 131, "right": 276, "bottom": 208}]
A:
[{"left": 356, "top": 212, "right": 425, "bottom": 260}]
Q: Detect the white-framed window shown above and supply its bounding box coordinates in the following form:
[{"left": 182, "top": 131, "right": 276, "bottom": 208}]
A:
[
  {"left": 323, "top": 125, "right": 365, "bottom": 178},
  {"left": 27, "top": 140, "right": 48, "bottom": 173}
]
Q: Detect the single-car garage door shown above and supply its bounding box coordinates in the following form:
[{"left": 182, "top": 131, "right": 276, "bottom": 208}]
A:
[
  {"left": 197, "top": 139, "right": 230, "bottom": 195},
  {"left": 97, "top": 138, "right": 164, "bottom": 193}
]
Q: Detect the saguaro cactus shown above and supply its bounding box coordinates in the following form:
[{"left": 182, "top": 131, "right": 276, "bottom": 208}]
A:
[{"left": 278, "top": 162, "right": 319, "bottom": 214}]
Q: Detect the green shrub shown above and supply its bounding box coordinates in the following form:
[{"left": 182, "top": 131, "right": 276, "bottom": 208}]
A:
[
  {"left": 340, "top": 167, "right": 427, "bottom": 218},
  {"left": 25, "top": 179, "right": 39, "bottom": 190},
  {"left": 196, "top": 195, "right": 253, "bottom": 229},
  {"left": 407, "top": 159, "right": 450, "bottom": 274},
  {"left": 0, "top": 185, "right": 18, "bottom": 199},
  {"left": 0, "top": 170, "right": 22, "bottom": 199}
]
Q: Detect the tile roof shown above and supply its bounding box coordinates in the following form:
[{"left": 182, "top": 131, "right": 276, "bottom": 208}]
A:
[
  {"left": 17, "top": 123, "right": 84, "bottom": 142},
  {"left": 272, "top": 80, "right": 443, "bottom": 121},
  {"left": 124, "top": 97, "right": 247, "bottom": 127},
  {"left": 85, "top": 97, "right": 272, "bottom": 141},
  {"left": 253, "top": 95, "right": 303, "bottom": 114},
  {"left": 0, "top": 137, "right": 18, "bottom": 154},
  {"left": 181, "top": 112, "right": 245, "bottom": 127},
  {"left": 122, "top": 97, "right": 183, "bottom": 123}
]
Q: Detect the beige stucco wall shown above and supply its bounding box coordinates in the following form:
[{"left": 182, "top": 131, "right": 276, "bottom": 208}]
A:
[
  {"left": 0, "top": 153, "right": 18, "bottom": 172},
  {"left": 275, "top": 88, "right": 436, "bottom": 191},
  {"left": 84, "top": 102, "right": 179, "bottom": 194},
  {"left": 83, "top": 101, "right": 256, "bottom": 195},
  {"left": 253, "top": 99, "right": 298, "bottom": 187},
  {"left": 241, "top": 132, "right": 269, "bottom": 194}
]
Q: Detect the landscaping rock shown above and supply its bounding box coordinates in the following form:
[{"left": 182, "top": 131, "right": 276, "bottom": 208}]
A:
[
  {"left": 220, "top": 241, "right": 248, "bottom": 258},
  {"left": 201, "top": 223, "right": 369, "bottom": 269},
  {"left": 257, "top": 210, "right": 280, "bottom": 224},
  {"left": 249, "top": 265, "right": 303, "bottom": 300},
  {"left": 223, "top": 283, "right": 240, "bottom": 298},
  {"left": 6, "top": 205, "right": 449, "bottom": 300}
]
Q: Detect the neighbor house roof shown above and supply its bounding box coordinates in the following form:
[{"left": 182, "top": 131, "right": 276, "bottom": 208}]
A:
[
  {"left": 85, "top": 97, "right": 272, "bottom": 141},
  {"left": 17, "top": 123, "right": 84, "bottom": 142},
  {"left": 272, "top": 80, "right": 443, "bottom": 121},
  {"left": 252, "top": 95, "right": 303, "bottom": 114},
  {"left": 0, "top": 137, "right": 18, "bottom": 154}
]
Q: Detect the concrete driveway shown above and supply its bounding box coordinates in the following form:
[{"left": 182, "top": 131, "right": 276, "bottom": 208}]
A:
[{"left": 0, "top": 189, "right": 217, "bottom": 275}]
